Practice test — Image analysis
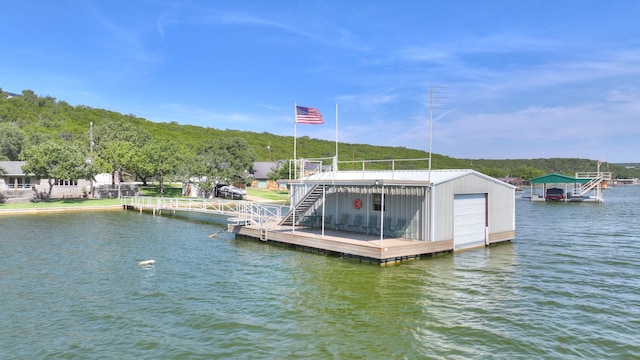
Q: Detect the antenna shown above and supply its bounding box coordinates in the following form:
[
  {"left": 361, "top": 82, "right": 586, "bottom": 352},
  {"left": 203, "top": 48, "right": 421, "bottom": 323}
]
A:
[{"left": 428, "top": 84, "right": 451, "bottom": 172}]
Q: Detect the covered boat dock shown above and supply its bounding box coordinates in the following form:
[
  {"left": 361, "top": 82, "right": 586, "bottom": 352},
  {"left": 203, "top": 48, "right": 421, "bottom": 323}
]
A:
[
  {"left": 529, "top": 171, "right": 610, "bottom": 203},
  {"left": 230, "top": 167, "right": 516, "bottom": 264}
]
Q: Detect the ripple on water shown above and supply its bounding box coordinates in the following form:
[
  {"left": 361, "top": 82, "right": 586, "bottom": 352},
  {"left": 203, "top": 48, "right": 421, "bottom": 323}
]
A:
[{"left": 1, "top": 188, "right": 640, "bottom": 359}]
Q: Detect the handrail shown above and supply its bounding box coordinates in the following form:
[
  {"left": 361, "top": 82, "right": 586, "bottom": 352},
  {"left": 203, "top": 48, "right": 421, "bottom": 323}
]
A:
[
  {"left": 579, "top": 174, "right": 604, "bottom": 196},
  {"left": 238, "top": 201, "right": 288, "bottom": 225},
  {"left": 121, "top": 196, "right": 288, "bottom": 225},
  {"left": 575, "top": 171, "right": 612, "bottom": 180},
  {"left": 288, "top": 157, "right": 431, "bottom": 180}
]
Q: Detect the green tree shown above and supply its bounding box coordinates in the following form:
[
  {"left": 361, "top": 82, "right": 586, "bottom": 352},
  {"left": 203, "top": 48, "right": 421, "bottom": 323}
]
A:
[
  {"left": 21, "top": 89, "right": 38, "bottom": 105},
  {"left": 142, "top": 139, "right": 187, "bottom": 195},
  {"left": 268, "top": 160, "right": 291, "bottom": 181},
  {"left": 91, "top": 120, "right": 152, "bottom": 153},
  {"left": 22, "top": 130, "right": 53, "bottom": 150},
  {"left": 21, "top": 141, "right": 96, "bottom": 200},
  {"left": 129, "top": 146, "right": 155, "bottom": 186},
  {"left": 192, "top": 138, "right": 256, "bottom": 197},
  {"left": 0, "top": 122, "right": 24, "bottom": 160},
  {"left": 513, "top": 166, "right": 545, "bottom": 180},
  {"left": 98, "top": 140, "right": 137, "bottom": 198}
]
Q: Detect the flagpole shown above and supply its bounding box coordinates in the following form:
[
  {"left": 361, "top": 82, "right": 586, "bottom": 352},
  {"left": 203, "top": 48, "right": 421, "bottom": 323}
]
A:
[
  {"left": 292, "top": 102, "right": 297, "bottom": 233},
  {"left": 293, "top": 102, "right": 297, "bottom": 179},
  {"left": 335, "top": 103, "right": 338, "bottom": 171}
]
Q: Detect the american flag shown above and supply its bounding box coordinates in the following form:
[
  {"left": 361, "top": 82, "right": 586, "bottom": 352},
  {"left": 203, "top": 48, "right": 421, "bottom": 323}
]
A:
[{"left": 295, "top": 106, "right": 324, "bottom": 124}]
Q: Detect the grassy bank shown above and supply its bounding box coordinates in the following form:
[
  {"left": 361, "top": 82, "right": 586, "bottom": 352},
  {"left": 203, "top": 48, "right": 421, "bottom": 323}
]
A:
[
  {"left": 0, "top": 198, "right": 122, "bottom": 210},
  {"left": 0, "top": 188, "right": 288, "bottom": 211},
  {"left": 246, "top": 188, "right": 289, "bottom": 202},
  {"left": 139, "top": 184, "right": 290, "bottom": 202}
]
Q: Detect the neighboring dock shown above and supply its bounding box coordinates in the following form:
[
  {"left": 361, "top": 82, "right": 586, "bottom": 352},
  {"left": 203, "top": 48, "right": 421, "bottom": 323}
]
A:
[{"left": 529, "top": 168, "right": 611, "bottom": 203}]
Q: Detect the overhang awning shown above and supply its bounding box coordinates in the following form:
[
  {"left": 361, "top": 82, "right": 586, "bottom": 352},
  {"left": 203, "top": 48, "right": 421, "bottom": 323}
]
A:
[{"left": 530, "top": 173, "right": 590, "bottom": 184}]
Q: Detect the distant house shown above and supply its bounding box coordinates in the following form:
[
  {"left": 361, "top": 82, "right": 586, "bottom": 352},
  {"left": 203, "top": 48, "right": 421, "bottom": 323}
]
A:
[
  {"left": 0, "top": 160, "right": 130, "bottom": 202},
  {"left": 498, "top": 177, "right": 525, "bottom": 186},
  {"left": 181, "top": 176, "right": 218, "bottom": 198},
  {"left": 0, "top": 161, "right": 34, "bottom": 192},
  {"left": 1, "top": 91, "right": 21, "bottom": 98},
  {"left": 301, "top": 161, "right": 332, "bottom": 177},
  {"left": 249, "top": 161, "right": 287, "bottom": 190}
]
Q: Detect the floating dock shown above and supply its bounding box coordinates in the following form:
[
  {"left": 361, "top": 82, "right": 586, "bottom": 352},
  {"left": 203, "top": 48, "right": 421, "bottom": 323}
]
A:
[
  {"left": 228, "top": 222, "right": 457, "bottom": 265},
  {"left": 120, "top": 164, "right": 519, "bottom": 265}
]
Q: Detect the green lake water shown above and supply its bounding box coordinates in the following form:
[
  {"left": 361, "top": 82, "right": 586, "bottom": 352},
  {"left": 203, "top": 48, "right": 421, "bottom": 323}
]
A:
[{"left": 1, "top": 186, "right": 639, "bottom": 359}]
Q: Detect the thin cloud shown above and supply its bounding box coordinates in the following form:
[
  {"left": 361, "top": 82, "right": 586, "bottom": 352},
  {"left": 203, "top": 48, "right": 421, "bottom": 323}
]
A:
[
  {"left": 155, "top": 7, "right": 369, "bottom": 51},
  {"left": 91, "top": 12, "right": 159, "bottom": 64}
]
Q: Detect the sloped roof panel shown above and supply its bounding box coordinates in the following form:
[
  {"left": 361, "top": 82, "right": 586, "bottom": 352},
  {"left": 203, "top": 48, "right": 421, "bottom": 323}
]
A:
[
  {"left": 0, "top": 161, "right": 27, "bottom": 176},
  {"left": 530, "top": 173, "right": 590, "bottom": 184},
  {"left": 297, "top": 169, "right": 516, "bottom": 189},
  {"left": 250, "top": 161, "right": 280, "bottom": 179}
]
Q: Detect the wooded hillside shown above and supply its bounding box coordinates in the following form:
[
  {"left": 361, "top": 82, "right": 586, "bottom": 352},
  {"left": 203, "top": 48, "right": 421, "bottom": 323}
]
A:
[{"left": 2, "top": 88, "right": 638, "bottom": 180}]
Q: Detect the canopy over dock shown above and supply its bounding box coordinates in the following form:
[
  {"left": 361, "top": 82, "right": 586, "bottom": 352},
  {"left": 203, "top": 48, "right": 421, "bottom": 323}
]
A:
[{"left": 529, "top": 171, "right": 610, "bottom": 203}]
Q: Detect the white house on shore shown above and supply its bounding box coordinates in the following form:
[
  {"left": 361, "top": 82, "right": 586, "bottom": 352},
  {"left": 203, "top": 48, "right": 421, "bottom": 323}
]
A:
[{"left": 0, "top": 161, "right": 134, "bottom": 202}]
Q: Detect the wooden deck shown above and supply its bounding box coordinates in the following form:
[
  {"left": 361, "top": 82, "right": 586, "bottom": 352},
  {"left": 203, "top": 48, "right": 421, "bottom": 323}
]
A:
[
  {"left": 119, "top": 196, "right": 511, "bottom": 264},
  {"left": 228, "top": 223, "right": 454, "bottom": 265}
]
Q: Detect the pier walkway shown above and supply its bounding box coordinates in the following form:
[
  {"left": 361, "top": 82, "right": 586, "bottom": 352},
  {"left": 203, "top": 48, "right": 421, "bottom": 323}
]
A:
[{"left": 121, "top": 196, "right": 288, "bottom": 224}]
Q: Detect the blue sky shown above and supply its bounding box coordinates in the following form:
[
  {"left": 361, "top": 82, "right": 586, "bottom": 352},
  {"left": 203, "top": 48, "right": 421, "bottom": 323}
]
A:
[{"left": 2, "top": 1, "right": 640, "bottom": 163}]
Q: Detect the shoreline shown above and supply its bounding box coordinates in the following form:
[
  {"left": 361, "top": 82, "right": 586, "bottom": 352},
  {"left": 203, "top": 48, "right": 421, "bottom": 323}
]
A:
[
  {"left": 0, "top": 195, "right": 284, "bottom": 216},
  {"left": 0, "top": 205, "right": 123, "bottom": 216}
]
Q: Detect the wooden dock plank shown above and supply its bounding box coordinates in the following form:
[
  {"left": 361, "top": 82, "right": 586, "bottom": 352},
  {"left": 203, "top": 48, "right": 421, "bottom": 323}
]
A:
[
  {"left": 229, "top": 224, "right": 455, "bottom": 261},
  {"left": 489, "top": 230, "right": 516, "bottom": 243}
]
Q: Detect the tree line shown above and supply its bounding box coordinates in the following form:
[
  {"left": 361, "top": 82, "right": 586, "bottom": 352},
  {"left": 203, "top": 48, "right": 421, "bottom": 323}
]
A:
[
  {"left": 1, "top": 89, "right": 256, "bottom": 199},
  {"left": 1, "top": 88, "right": 638, "bottom": 197}
]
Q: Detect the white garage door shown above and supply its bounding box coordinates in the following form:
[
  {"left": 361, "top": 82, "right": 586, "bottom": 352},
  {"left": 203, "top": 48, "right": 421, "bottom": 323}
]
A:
[{"left": 453, "top": 193, "right": 487, "bottom": 250}]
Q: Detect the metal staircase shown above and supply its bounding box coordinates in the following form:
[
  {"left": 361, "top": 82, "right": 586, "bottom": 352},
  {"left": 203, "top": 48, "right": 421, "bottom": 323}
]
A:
[
  {"left": 578, "top": 174, "right": 604, "bottom": 196},
  {"left": 574, "top": 161, "right": 611, "bottom": 197},
  {"left": 279, "top": 184, "right": 325, "bottom": 226}
]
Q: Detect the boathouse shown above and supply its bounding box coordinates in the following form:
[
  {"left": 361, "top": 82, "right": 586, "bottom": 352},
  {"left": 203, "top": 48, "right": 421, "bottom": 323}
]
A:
[
  {"left": 229, "top": 168, "right": 516, "bottom": 263},
  {"left": 529, "top": 171, "right": 610, "bottom": 203}
]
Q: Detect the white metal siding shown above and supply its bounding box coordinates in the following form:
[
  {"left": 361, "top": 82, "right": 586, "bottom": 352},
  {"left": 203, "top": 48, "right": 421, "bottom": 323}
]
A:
[
  {"left": 432, "top": 173, "right": 514, "bottom": 243},
  {"left": 453, "top": 193, "right": 486, "bottom": 250}
]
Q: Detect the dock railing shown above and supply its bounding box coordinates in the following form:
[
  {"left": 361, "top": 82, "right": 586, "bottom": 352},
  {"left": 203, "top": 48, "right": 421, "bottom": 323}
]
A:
[
  {"left": 575, "top": 171, "right": 612, "bottom": 180},
  {"left": 289, "top": 157, "right": 431, "bottom": 179},
  {"left": 122, "top": 196, "right": 243, "bottom": 214},
  {"left": 236, "top": 201, "right": 288, "bottom": 225},
  {"left": 337, "top": 158, "right": 431, "bottom": 172},
  {"left": 121, "top": 196, "right": 288, "bottom": 225}
]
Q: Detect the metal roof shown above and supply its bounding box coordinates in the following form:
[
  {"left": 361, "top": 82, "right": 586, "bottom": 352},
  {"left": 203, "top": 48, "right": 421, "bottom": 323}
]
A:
[
  {"left": 0, "top": 161, "right": 26, "bottom": 176},
  {"left": 530, "top": 173, "right": 590, "bottom": 184},
  {"left": 250, "top": 161, "right": 281, "bottom": 179}
]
